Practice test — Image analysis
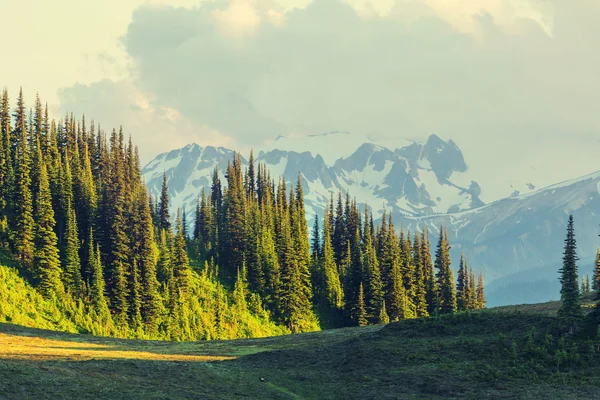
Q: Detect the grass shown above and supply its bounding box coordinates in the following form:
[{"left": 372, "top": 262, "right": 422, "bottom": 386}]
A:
[{"left": 1, "top": 301, "right": 599, "bottom": 399}]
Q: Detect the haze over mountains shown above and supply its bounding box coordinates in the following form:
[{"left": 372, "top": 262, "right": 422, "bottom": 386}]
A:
[{"left": 142, "top": 132, "right": 599, "bottom": 307}]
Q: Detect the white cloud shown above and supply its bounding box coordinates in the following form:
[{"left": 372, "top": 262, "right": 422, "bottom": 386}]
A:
[
  {"left": 211, "top": 0, "right": 262, "bottom": 38},
  {"left": 35, "top": 0, "right": 600, "bottom": 198}
]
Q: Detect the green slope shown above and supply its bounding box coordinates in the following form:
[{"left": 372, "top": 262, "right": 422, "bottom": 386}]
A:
[
  {"left": 0, "top": 307, "right": 599, "bottom": 399},
  {"left": 0, "top": 264, "right": 288, "bottom": 340}
]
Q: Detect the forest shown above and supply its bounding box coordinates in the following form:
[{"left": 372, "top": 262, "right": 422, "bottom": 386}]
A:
[{"left": 0, "top": 88, "right": 486, "bottom": 341}]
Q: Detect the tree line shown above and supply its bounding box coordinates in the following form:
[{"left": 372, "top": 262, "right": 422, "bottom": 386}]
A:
[
  {"left": 166, "top": 151, "right": 486, "bottom": 331},
  {"left": 0, "top": 88, "right": 486, "bottom": 340}
]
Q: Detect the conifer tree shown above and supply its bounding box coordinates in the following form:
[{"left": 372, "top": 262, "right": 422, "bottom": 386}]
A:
[
  {"left": 468, "top": 268, "right": 477, "bottom": 310},
  {"left": 353, "top": 282, "right": 368, "bottom": 327},
  {"left": 193, "top": 196, "right": 201, "bottom": 243},
  {"left": 412, "top": 232, "right": 428, "bottom": 317},
  {"left": 34, "top": 157, "right": 64, "bottom": 298},
  {"left": 476, "top": 270, "right": 486, "bottom": 309},
  {"left": 89, "top": 239, "right": 111, "bottom": 320},
  {"left": 463, "top": 262, "right": 471, "bottom": 309},
  {"left": 435, "top": 227, "right": 456, "bottom": 314},
  {"left": 159, "top": 172, "right": 171, "bottom": 232},
  {"left": 311, "top": 215, "right": 320, "bottom": 263},
  {"left": 558, "top": 215, "right": 581, "bottom": 330},
  {"left": 106, "top": 129, "right": 130, "bottom": 326},
  {"left": 13, "top": 105, "right": 35, "bottom": 270},
  {"left": 0, "top": 89, "right": 13, "bottom": 244},
  {"left": 593, "top": 249, "right": 600, "bottom": 292},
  {"left": 333, "top": 191, "right": 346, "bottom": 265},
  {"left": 363, "top": 208, "right": 383, "bottom": 323},
  {"left": 259, "top": 206, "right": 280, "bottom": 313},
  {"left": 182, "top": 208, "right": 188, "bottom": 241},
  {"left": 136, "top": 186, "right": 161, "bottom": 333},
  {"left": 128, "top": 260, "right": 143, "bottom": 333},
  {"left": 63, "top": 202, "right": 83, "bottom": 296},
  {"left": 345, "top": 228, "right": 364, "bottom": 321},
  {"left": 223, "top": 154, "right": 246, "bottom": 279},
  {"left": 245, "top": 200, "right": 264, "bottom": 294},
  {"left": 456, "top": 253, "right": 467, "bottom": 311},
  {"left": 585, "top": 274, "right": 591, "bottom": 295},
  {"left": 378, "top": 300, "right": 390, "bottom": 324},
  {"left": 172, "top": 209, "right": 191, "bottom": 296},
  {"left": 421, "top": 230, "right": 437, "bottom": 316},
  {"left": 156, "top": 230, "right": 172, "bottom": 283},
  {"left": 399, "top": 229, "right": 416, "bottom": 316}
]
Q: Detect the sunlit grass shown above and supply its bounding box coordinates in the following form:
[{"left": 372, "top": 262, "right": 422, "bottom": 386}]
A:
[{"left": 0, "top": 332, "right": 234, "bottom": 362}]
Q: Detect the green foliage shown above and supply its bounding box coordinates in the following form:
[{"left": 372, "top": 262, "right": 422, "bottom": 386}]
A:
[{"left": 34, "top": 157, "right": 63, "bottom": 298}]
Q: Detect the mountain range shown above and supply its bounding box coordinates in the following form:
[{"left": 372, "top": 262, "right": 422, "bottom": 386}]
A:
[{"left": 142, "top": 132, "right": 600, "bottom": 307}]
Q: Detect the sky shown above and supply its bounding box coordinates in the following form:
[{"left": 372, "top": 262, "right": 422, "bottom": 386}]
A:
[{"left": 2, "top": 0, "right": 600, "bottom": 201}]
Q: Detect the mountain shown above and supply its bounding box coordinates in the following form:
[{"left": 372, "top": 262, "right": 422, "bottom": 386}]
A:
[
  {"left": 393, "top": 170, "right": 600, "bottom": 305},
  {"left": 142, "top": 133, "right": 600, "bottom": 307},
  {"left": 143, "top": 133, "right": 483, "bottom": 221}
]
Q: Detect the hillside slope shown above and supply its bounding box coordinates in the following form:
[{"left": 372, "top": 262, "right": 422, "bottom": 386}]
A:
[
  {"left": 0, "top": 264, "right": 288, "bottom": 341},
  {"left": 1, "top": 305, "right": 598, "bottom": 399}
]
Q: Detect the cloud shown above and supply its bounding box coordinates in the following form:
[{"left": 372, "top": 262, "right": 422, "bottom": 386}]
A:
[
  {"left": 57, "top": 79, "right": 235, "bottom": 164},
  {"left": 57, "top": 0, "right": 600, "bottom": 198},
  {"left": 211, "top": 0, "right": 262, "bottom": 38}
]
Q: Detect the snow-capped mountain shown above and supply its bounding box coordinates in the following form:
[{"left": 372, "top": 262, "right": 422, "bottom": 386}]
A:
[
  {"left": 392, "top": 170, "right": 600, "bottom": 305},
  {"left": 142, "top": 134, "right": 483, "bottom": 222}
]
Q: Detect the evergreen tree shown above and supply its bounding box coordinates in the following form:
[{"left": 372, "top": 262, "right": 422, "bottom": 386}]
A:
[
  {"left": 585, "top": 274, "right": 591, "bottom": 295},
  {"left": 311, "top": 215, "right": 320, "bottom": 263},
  {"left": 363, "top": 208, "right": 383, "bottom": 323},
  {"left": 476, "top": 270, "right": 486, "bottom": 309},
  {"left": 172, "top": 209, "right": 191, "bottom": 296},
  {"left": 63, "top": 202, "right": 83, "bottom": 296},
  {"left": 128, "top": 260, "right": 143, "bottom": 333},
  {"left": 468, "top": 268, "right": 477, "bottom": 310},
  {"left": 106, "top": 129, "right": 130, "bottom": 326},
  {"left": 136, "top": 186, "right": 161, "bottom": 334},
  {"left": 421, "top": 230, "right": 437, "bottom": 316},
  {"left": 593, "top": 249, "right": 600, "bottom": 292},
  {"left": 89, "top": 238, "right": 111, "bottom": 319},
  {"left": 435, "top": 227, "right": 456, "bottom": 314},
  {"left": 456, "top": 253, "right": 467, "bottom": 311},
  {"left": 13, "top": 104, "right": 35, "bottom": 270},
  {"left": 352, "top": 282, "right": 368, "bottom": 327},
  {"left": 158, "top": 172, "right": 171, "bottom": 232},
  {"left": 222, "top": 154, "right": 246, "bottom": 279},
  {"left": 378, "top": 300, "right": 390, "bottom": 324},
  {"left": 33, "top": 157, "right": 64, "bottom": 298},
  {"left": 412, "top": 232, "right": 428, "bottom": 317},
  {"left": 558, "top": 215, "right": 581, "bottom": 330},
  {"left": 463, "top": 262, "right": 472, "bottom": 310},
  {"left": 316, "top": 205, "right": 344, "bottom": 321}
]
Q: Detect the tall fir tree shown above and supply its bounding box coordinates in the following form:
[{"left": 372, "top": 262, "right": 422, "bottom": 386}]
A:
[
  {"left": 476, "top": 270, "right": 486, "bottom": 309},
  {"left": 593, "top": 249, "right": 600, "bottom": 292},
  {"left": 412, "top": 232, "right": 428, "bottom": 317},
  {"left": 63, "top": 201, "right": 83, "bottom": 296},
  {"left": 558, "top": 215, "right": 581, "bottom": 330},
  {"left": 172, "top": 209, "right": 191, "bottom": 296},
  {"left": 13, "top": 96, "right": 35, "bottom": 270},
  {"left": 362, "top": 208, "right": 383, "bottom": 323},
  {"left": 352, "top": 282, "right": 368, "bottom": 327},
  {"left": 456, "top": 253, "right": 467, "bottom": 311},
  {"left": 421, "top": 230, "right": 437, "bottom": 316},
  {"left": 159, "top": 172, "right": 171, "bottom": 232},
  {"left": 435, "top": 227, "right": 456, "bottom": 314},
  {"left": 33, "top": 156, "right": 64, "bottom": 298}
]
